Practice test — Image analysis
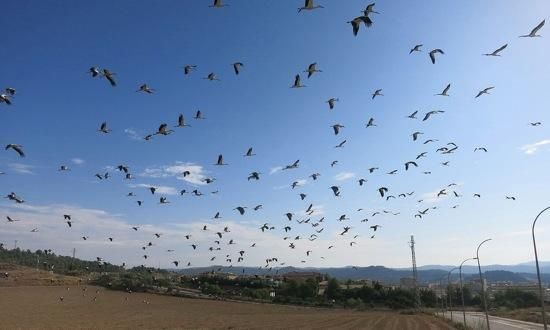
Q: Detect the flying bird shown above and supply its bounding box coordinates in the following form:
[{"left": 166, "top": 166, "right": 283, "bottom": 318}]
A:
[
  {"left": 101, "top": 69, "right": 116, "bottom": 86},
  {"left": 215, "top": 154, "right": 227, "bottom": 166},
  {"left": 304, "top": 63, "right": 322, "bottom": 78},
  {"left": 244, "top": 147, "right": 256, "bottom": 157},
  {"left": 5, "top": 144, "right": 24, "bottom": 157},
  {"left": 483, "top": 44, "right": 508, "bottom": 56},
  {"left": 234, "top": 206, "right": 247, "bottom": 215},
  {"left": 409, "top": 44, "right": 422, "bottom": 54},
  {"left": 407, "top": 110, "right": 418, "bottom": 119},
  {"left": 137, "top": 84, "right": 155, "bottom": 94},
  {"left": 435, "top": 84, "right": 451, "bottom": 96},
  {"left": 372, "top": 89, "right": 383, "bottom": 99},
  {"left": 335, "top": 140, "right": 347, "bottom": 148},
  {"left": 475, "top": 87, "right": 494, "bottom": 98},
  {"left": 366, "top": 117, "right": 376, "bottom": 127},
  {"left": 411, "top": 131, "right": 423, "bottom": 141},
  {"left": 98, "top": 122, "right": 111, "bottom": 134},
  {"left": 370, "top": 225, "right": 382, "bottom": 231},
  {"left": 155, "top": 123, "right": 173, "bottom": 136},
  {"left": 88, "top": 67, "right": 100, "bottom": 77},
  {"left": 326, "top": 98, "right": 339, "bottom": 110},
  {"left": 204, "top": 73, "right": 220, "bottom": 81},
  {"left": 332, "top": 124, "right": 344, "bottom": 135},
  {"left": 405, "top": 161, "right": 418, "bottom": 171},
  {"left": 519, "top": 19, "right": 545, "bottom": 38},
  {"left": 348, "top": 16, "right": 372, "bottom": 36},
  {"left": 291, "top": 74, "right": 306, "bottom": 88},
  {"left": 232, "top": 62, "right": 244, "bottom": 75},
  {"left": 175, "top": 114, "right": 191, "bottom": 128},
  {"left": 429, "top": 49, "right": 444, "bottom": 64},
  {"left": 362, "top": 3, "right": 379, "bottom": 15},
  {"left": 0, "top": 94, "right": 12, "bottom": 105},
  {"left": 209, "top": 0, "right": 228, "bottom": 8},
  {"left": 194, "top": 110, "right": 206, "bottom": 119},
  {"left": 183, "top": 65, "right": 197, "bottom": 75},
  {"left": 423, "top": 110, "right": 444, "bottom": 121},
  {"left": 298, "top": 0, "right": 323, "bottom": 12}
]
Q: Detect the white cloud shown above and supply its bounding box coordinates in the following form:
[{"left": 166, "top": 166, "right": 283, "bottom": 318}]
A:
[
  {"left": 71, "top": 158, "right": 85, "bottom": 165},
  {"left": 334, "top": 172, "right": 355, "bottom": 181},
  {"left": 124, "top": 128, "right": 143, "bottom": 141},
  {"left": 8, "top": 163, "right": 35, "bottom": 175},
  {"left": 128, "top": 183, "right": 178, "bottom": 195},
  {"left": 520, "top": 139, "right": 550, "bottom": 155},
  {"left": 269, "top": 166, "right": 283, "bottom": 175},
  {"left": 140, "top": 162, "right": 208, "bottom": 185}
]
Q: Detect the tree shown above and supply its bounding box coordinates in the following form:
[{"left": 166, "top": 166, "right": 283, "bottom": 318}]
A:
[{"left": 325, "top": 278, "right": 341, "bottom": 300}]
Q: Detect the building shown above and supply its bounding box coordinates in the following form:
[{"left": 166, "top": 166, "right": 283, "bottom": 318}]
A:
[{"left": 400, "top": 277, "right": 416, "bottom": 289}]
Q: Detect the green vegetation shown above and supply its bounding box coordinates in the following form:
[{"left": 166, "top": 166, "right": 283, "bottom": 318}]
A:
[
  {"left": 492, "top": 289, "right": 540, "bottom": 309},
  {"left": 0, "top": 246, "right": 122, "bottom": 274},
  {"left": 0, "top": 246, "right": 543, "bottom": 313}
]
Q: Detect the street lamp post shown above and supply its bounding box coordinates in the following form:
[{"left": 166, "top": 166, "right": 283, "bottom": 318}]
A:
[
  {"left": 477, "top": 239, "right": 492, "bottom": 330},
  {"left": 448, "top": 267, "right": 459, "bottom": 322},
  {"left": 532, "top": 207, "right": 550, "bottom": 330},
  {"left": 460, "top": 257, "right": 478, "bottom": 329}
]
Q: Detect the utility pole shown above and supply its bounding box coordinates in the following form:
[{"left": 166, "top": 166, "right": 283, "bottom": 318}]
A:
[
  {"left": 409, "top": 235, "right": 421, "bottom": 308},
  {"left": 14, "top": 240, "right": 17, "bottom": 249}
]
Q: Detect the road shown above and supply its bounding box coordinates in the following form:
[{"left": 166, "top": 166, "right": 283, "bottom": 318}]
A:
[{"left": 441, "top": 311, "right": 545, "bottom": 330}]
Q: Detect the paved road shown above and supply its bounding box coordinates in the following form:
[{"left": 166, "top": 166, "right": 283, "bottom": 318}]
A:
[{"left": 441, "top": 311, "right": 545, "bottom": 330}]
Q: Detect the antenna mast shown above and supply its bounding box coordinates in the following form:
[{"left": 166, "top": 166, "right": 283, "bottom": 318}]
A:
[{"left": 409, "top": 235, "right": 421, "bottom": 308}]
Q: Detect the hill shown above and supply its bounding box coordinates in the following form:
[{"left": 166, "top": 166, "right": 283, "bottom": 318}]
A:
[
  {"left": 176, "top": 265, "right": 550, "bottom": 284},
  {"left": 0, "top": 263, "right": 83, "bottom": 287}
]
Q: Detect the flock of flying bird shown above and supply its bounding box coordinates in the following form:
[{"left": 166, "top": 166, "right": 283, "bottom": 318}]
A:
[{"left": 1, "top": 1, "right": 547, "bottom": 275}]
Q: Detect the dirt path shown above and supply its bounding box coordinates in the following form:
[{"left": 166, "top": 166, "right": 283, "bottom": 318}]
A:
[{"left": 0, "top": 285, "right": 455, "bottom": 329}]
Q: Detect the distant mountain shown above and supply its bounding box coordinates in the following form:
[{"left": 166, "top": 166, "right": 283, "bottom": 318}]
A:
[
  {"left": 175, "top": 264, "right": 550, "bottom": 284},
  {"left": 414, "top": 261, "right": 550, "bottom": 274}
]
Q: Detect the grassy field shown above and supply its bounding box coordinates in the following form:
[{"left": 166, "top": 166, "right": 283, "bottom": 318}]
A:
[{"left": 0, "top": 285, "right": 455, "bottom": 329}]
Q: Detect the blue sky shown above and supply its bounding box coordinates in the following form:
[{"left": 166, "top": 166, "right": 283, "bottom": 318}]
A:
[{"left": 1, "top": 0, "right": 550, "bottom": 269}]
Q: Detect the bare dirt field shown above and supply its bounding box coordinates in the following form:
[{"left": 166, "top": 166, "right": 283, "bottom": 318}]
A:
[
  {"left": 0, "top": 263, "right": 83, "bottom": 286},
  {"left": 0, "top": 285, "right": 454, "bottom": 329}
]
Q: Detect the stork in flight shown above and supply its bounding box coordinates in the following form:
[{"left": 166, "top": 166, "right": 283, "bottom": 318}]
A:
[
  {"left": 435, "top": 83, "right": 451, "bottom": 96},
  {"left": 298, "top": 0, "right": 324, "bottom": 12},
  {"left": 363, "top": 3, "right": 379, "bottom": 16},
  {"left": 5, "top": 144, "right": 24, "bottom": 157},
  {"left": 291, "top": 74, "right": 306, "bottom": 88},
  {"left": 137, "top": 84, "right": 155, "bottom": 94},
  {"left": 348, "top": 16, "right": 372, "bottom": 36},
  {"left": 326, "top": 98, "right": 338, "bottom": 110},
  {"left": 98, "top": 122, "right": 111, "bottom": 134},
  {"left": 204, "top": 73, "right": 220, "bottom": 81},
  {"left": 304, "top": 63, "right": 322, "bottom": 78},
  {"left": 475, "top": 87, "right": 494, "bottom": 98},
  {"left": 101, "top": 69, "right": 116, "bottom": 86},
  {"left": 215, "top": 154, "right": 227, "bottom": 166},
  {"left": 429, "top": 49, "right": 444, "bottom": 64},
  {"left": 483, "top": 44, "right": 507, "bottom": 56},
  {"left": 209, "top": 0, "right": 228, "bottom": 8},
  {"left": 232, "top": 62, "right": 244, "bottom": 75},
  {"left": 372, "top": 89, "right": 383, "bottom": 99},
  {"left": 519, "top": 19, "right": 545, "bottom": 38},
  {"left": 183, "top": 65, "right": 197, "bottom": 75},
  {"left": 409, "top": 44, "right": 422, "bottom": 54},
  {"left": 175, "top": 114, "right": 191, "bottom": 128}
]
